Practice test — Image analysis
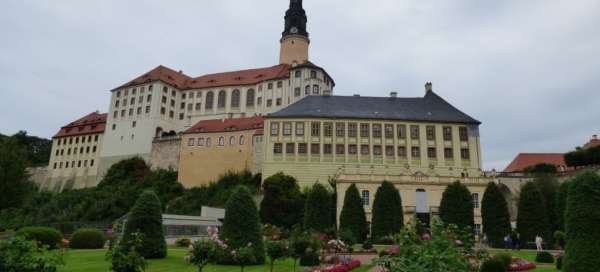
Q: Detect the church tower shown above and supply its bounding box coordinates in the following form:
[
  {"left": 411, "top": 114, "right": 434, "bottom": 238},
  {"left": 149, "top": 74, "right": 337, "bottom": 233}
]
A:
[{"left": 279, "top": 0, "right": 310, "bottom": 65}]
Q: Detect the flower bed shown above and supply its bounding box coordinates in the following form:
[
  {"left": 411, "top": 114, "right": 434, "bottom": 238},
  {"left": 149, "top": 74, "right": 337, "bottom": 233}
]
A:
[
  {"left": 313, "top": 260, "right": 361, "bottom": 272},
  {"left": 509, "top": 257, "right": 536, "bottom": 271}
]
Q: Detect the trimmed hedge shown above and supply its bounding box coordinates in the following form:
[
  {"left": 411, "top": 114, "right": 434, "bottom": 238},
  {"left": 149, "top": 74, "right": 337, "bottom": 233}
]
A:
[
  {"left": 339, "top": 184, "right": 368, "bottom": 243},
  {"left": 15, "top": 226, "right": 63, "bottom": 249},
  {"left": 535, "top": 251, "right": 554, "bottom": 263},
  {"left": 517, "top": 182, "right": 551, "bottom": 247},
  {"left": 174, "top": 236, "right": 192, "bottom": 247},
  {"left": 439, "top": 181, "right": 474, "bottom": 230},
  {"left": 481, "top": 182, "right": 511, "bottom": 248},
  {"left": 70, "top": 228, "right": 106, "bottom": 249},
  {"left": 371, "top": 181, "right": 403, "bottom": 241}
]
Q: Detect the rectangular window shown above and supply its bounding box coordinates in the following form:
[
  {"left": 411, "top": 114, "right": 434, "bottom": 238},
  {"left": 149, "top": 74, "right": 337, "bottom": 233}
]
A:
[
  {"left": 362, "top": 190, "right": 370, "bottom": 206},
  {"left": 474, "top": 224, "right": 481, "bottom": 236},
  {"left": 115, "top": 100, "right": 120, "bottom": 108},
  {"left": 323, "top": 122, "right": 333, "bottom": 137},
  {"left": 267, "top": 99, "right": 272, "bottom": 107},
  {"left": 286, "top": 143, "right": 295, "bottom": 154},
  {"left": 268, "top": 83, "right": 273, "bottom": 89},
  {"left": 336, "top": 144, "right": 345, "bottom": 155},
  {"left": 294, "top": 87, "right": 301, "bottom": 97},
  {"left": 443, "top": 126, "right": 452, "bottom": 141},
  {"left": 398, "top": 146, "right": 407, "bottom": 158},
  {"left": 146, "top": 106, "right": 151, "bottom": 113},
  {"left": 397, "top": 124, "right": 407, "bottom": 139},
  {"left": 160, "top": 107, "right": 166, "bottom": 115},
  {"left": 273, "top": 143, "right": 283, "bottom": 154},
  {"left": 348, "top": 144, "right": 357, "bottom": 154},
  {"left": 187, "top": 104, "right": 193, "bottom": 111},
  {"left": 385, "top": 146, "right": 395, "bottom": 156},
  {"left": 311, "top": 143, "right": 320, "bottom": 154},
  {"left": 411, "top": 147, "right": 421, "bottom": 158},
  {"left": 361, "top": 145, "right": 370, "bottom": 155},
  {"left": 188, "top": 138, "right": 195, "bottom": 146},
  {"left": 461, "top": 148, "right": 471, "bottom": 160},
  {"left": 132, "top": 121, "right": 136, "bottom": 128},
  {"left": 348, "top": 123, "right": 357, "bottom": 138},
  {"left": 410, "top": 125, "right": 420, "bottom": 139},
  {"left": 323, "top": 144, "right": 332, "bottom": 154},
  {"left": 281, "top": 123, "right": 292, "bottom": 136},
  {"left": 360, "top": 124, "right": 370, "bottom": 138},
  {"left": 444, "top": 148, "right": 454, "bottom": 159},
  {"left": 298, "top": 143, "right": 307, "bottom": 154},
  {"left": 270, "top": 122, "right": 280, "bottom": 136},
  {"left": 335, "top": 123, "right": 345, "bottom": 137},
  {"left": 169, "top": 110, "right": 174, "bottom": 118},
  {"left": 179, "top": 113, "right": 184, "bottom": 120},
  {"left": 384, "top": 124, "right": 394, "bottom": 138},
  {"left": 277, "top": 81, "right": 283, "bottom": 88},
  {"left": 113, "top": 111, "right": 118, "bottom": 118},
  {"left": 459, "top": 127, "right": 469, "bottom": 141},
  {"left": 426, "top": 126, "right": 436, "bottom": 140},
  {"left": 311, "top": 122, "right": 320, "bottom": 136},
  {"left": 295, "top": 122, "right": 305, "bottom": 136},
  {"left": 129, "top": 108, "right": 134, "bottom": 116},
  {"left": 472, "top": 193, "right": 480, "bottom": 209},
  {"left": 373, "top": 145, "right": 382, "bottom": 156},
  {"left": 276, "top": 98, "right": 282, "bottom": 106},
  {"left": 180, "top": 102, "right": 185, "bottom": 109},
  {"left": 195, "top": 103, "right": 201, "bottom": 111},
  {"left": 137, "top": 107, "right": 142, "bottom": 115},
  {"left": 372, "top": 124, "right": 382, "bottom": 138},
  {"left": 427, "top": 147, "right": 437, "bottom": 158},
  {"left": 147, "top": 95, "right": 152, "bottom": 102}
]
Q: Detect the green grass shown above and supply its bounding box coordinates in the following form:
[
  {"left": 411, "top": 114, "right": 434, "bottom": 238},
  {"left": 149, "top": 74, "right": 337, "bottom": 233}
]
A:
[
  {"left": 59, "top": 248, "right": 372, "bottom": 272},
  {"left": 489, "top": 249, "right": 559, "bottom": 272}
]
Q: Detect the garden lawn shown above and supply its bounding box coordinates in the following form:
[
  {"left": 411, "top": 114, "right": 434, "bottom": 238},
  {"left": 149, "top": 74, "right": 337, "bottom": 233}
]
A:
[
  {"left": 489, "top": 249, "right": 558, "bottom": 272},
  {"left": 59, "top": 248, "right": 372, "bottom": 272}
]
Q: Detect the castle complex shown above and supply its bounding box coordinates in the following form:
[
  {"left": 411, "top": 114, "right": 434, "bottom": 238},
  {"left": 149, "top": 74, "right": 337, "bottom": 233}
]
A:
[{"left": 44, "top": 0, "right": 491, "bottom": 233}]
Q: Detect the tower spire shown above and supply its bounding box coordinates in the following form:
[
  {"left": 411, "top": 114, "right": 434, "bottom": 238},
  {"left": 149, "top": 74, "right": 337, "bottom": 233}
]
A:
[
  {"left": 282, "top": 0, "right": 308, "bottom": 38},
  {"left": 279, "top": 0, "right": 310, "bottom": 64}
]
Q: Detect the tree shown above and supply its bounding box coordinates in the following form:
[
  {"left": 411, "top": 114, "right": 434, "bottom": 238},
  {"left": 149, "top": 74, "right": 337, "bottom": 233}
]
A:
[
  {"left": 564, "top": 171, "right": 600, "bottom": 271},
  {"left": 303, "top": 183, "right": 334, "bottom": 233},
  {"left": 371, "top": 181, "right": 403, "bottom": 241},
  {"left": 265, "top": 240, "right": 289, "bottom": 272},
  {"left": 517, "top": 182, "right": 551, "bottom": 247},
  {"left": 555, "top": 180, "right": 571, "bottom": 231},
  {"left": 260, "top": 173, "right": 304, "bottom": 230},
  {"left": 481, "top": 182, "right": 511, "bottom": 248},
  {"left": 121, "top": 190, "right": 167, "bottom": 259},
  {"left": 533, "top": 173, "right": 559, "bottom": 233},
  {"left": 0, "top": 137, "right": 35, "bottom": 210},
  {"left": 220, "top": 186, "right": 265, "bottom": 264},
  {"left": 524, "top": 163, "right": 557, "bottom": 174},
  {"left": 439, "top": 181, "right": 474, "bottom": 230},
  {"left": 339, "top": 184, "right": 368, "bottom": 243}
]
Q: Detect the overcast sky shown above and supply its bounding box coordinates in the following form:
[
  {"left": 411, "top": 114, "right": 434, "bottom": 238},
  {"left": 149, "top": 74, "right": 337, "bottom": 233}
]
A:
[{"left": 1, "top": 0, "right": 599, "bottom": 170}]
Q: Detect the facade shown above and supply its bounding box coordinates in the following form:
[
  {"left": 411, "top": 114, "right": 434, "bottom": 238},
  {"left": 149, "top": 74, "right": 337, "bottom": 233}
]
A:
[
  {"left": 178, "top": 116, "right": 264, "bottom": 188},
  {"left": 262, "top": 84, "right": 489, "bottom": 232},
  {"left": 96, "top": 0, "right": 333, "bottom": 180},
  {"left": 46, "top": 112, "right": 107, "bottom": 191}
]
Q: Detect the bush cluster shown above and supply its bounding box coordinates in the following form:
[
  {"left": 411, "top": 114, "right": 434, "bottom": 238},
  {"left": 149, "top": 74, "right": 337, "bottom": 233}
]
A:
[
  {"left": 564, "top": 146, "right": 600, "bottom": 167},
  {"left": 70, "top": 228, "right": 106, "bottom": 249},
  {"left": 15, "top": 226, "right": 63, "bottom": 249},
  {"left": 479, "top": 258, "right": 506, "bottom": 272},
  {"left": 535, "top": 251, "right": 554, "bottom": 263},
  {"left": 175, "top": 237, "right": 192, "bottom": 248}
]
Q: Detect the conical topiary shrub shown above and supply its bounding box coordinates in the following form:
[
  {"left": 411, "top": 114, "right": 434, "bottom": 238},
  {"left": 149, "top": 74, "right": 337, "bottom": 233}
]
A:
[
  {"left": 121, "top": 190, "right": 167, "bottom": 259},
  {"left": 371, "top": 181, "right": 403, "bottom": 241},
  {"left": 439, "top": 181, "right": 474, "bottom": 230},
  {"left": 481, "top": 182, "right": 511, "bottom": 248},
  {"left": 339, "top": 184, "right": 368, "bottom": 243}
]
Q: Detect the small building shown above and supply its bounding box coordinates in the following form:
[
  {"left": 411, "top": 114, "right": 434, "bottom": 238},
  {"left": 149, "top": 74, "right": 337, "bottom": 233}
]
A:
[
  {"left": 503, "top": 153, "right": 570, "bottom": 174},
  {"left": 582, "top": 134, "right": 600, "bottom": 150},
  {"left": 178, "top": 116, "right": 264, "bottom": 188}
]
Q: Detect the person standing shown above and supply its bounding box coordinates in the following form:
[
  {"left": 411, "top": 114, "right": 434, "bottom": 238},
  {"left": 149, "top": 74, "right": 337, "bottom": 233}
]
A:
[{"left": 535, "top": 234, "right": 543, "bottom": 251}]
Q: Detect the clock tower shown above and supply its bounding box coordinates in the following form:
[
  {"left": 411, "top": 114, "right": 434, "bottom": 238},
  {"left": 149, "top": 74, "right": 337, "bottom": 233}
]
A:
[{"left": 279, "top": 0, "right": 310, "bottom": 65}]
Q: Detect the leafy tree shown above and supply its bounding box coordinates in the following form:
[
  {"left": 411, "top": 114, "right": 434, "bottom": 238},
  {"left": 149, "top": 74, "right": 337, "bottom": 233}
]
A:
[
  {"left": 339, "top": 184, "right": 368, "bottom": 243},
  {"left": 190, "top": 240, "right": 218, "bottom": 272},
  {"left": 220, "top": 186, "right": 265, "bottom": 264},
  {"left": 289, "top": 226, "right": 310, "bottom": 272},
  {"left": 524, "top": 163, "right": 558, "bottom": 174},
  {"left": 371, "top": 181, "right": 404, "bottom": 241},
  {"left": 303, "top": 183, "right": 334, "bottom": 233},
  {"left": 439, "top": 181, "right": 474, "bottom": 230},
  {"left": 121, "top": 190, "right": 167, "bottom": 259},
  {"left": 555, "top": 180, "right": 571, "bottom": 231},
  {"left": 10, "top": 131, "right": 52, "bottom": 166},
  {"left": 534, "top": 173, "right": 559, "bottom": 233},
  {"left": 107, "top": 232, "right": 147, "bottom": 272},
  {"left": 265, "top": 240, "right": 289, "bottom": 272},
  {"left": 260, "top": 172, "right": 304, "bottom": 230},
  {"left": 481, "top": 182, "right": 511, "bottom": 248},
  {"left": 564, "top": 171, "right": 600, "bottom": 271},
  {"left": 517, "top": 182, "right": 551, "bottom": 247},
  {"left": 0, "top": 137, "right": 35, "bottom": 210}
]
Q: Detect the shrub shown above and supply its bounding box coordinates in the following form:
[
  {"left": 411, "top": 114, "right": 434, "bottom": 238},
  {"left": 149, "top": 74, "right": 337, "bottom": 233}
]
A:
[
  {"left": 15, "top": 226, "right": 63, "bottom": 249},
  {"left": 339, "top": 184, "right": 368, "bottom": 243},
  {"left": 493, "top": 252, "right": 512, "bottom": 270},
  {"left": 481, "top": 182, "right": 511, "bottom": 248},
  {"left": 189, "top": 240, "right": 218, "bottom": 272},
  {"left": 265, "top": 240, "right": 289, "bottom": 272},
  {"left": 121, "top": 190, "right": 167, "bottom": 259},
  {"left": 553, "top": 230, "right": 565, "bottom": 249},
  {"left": 0, "top": 236, "right": 65, "bottom": 272},
  {"left": 439, "top": 181, "right": 474, "bottom": 230},
  {"left": 304, "top": 183, "right": 335, "bottom": 233},
  {"left": 175, "top": 237, "right": 192, "bottom": 248},
  {"left": 299, "top": 247, "right": 320, "bottom": 266},
  {"left": 480, "top": 257, "right": 506, "bottom": 272},
  {"left": 377, "top": 235, "right": 395, "bottom": 245},
  {"left": 260, "top": 172, "right": 304, "bottom": 230},
  {"left": 517, "top": 182, "right": 551, "bottom": 247},
  {"left": 338, "top": 228, "right": 356, "bottom": 249},
  {"left": 70, "top": 228, "right": 106, "bottom": 249},
  {"left": 107, "top": 232, "right": 147, "bottom": 272},
  {"left": 564, "top": 171, "right": 600, "bottom": 271},
  {"left": 371, "top": 181, "right": 403, "bottom": 241},
  {"left": 556, "top": 255, "right": 563, "bottom": 270},
  {"left": 362, "top": 239, "right": 373, "bottom": 250},
  {"left": 535, "top": 251, "right": 554, "bottom": 263}
]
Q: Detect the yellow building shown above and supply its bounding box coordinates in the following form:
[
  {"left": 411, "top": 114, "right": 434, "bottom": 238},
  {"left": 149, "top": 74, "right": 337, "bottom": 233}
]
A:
[
  {"left": 178, "top": 116, "right": 264, "bottom": 188},
  {"left": 263, "top": 83, "right": 491, "bottom": 233}
]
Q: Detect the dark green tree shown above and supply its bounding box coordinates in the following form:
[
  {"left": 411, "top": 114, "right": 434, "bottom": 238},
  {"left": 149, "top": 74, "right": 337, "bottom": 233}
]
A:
[
  {"left": 259, "top": 172, "right": 304, "bottom": 230},
  {"left": 339, "top": 184, "right": 368, "bottom": 243},
  {"left": 555, "top": 180, "right": 571, "bottom": 231},
  {"left": 517, "top": 182, "right": 551, "bottom": 247},
  {"left": 371, "top": 181, "right": 403, "bottom": 241},
  {"left": 121, "top": 190, "right": 167, "bottom": 259},
  {"left": 534, "top": 173, "right": 559, "bottom": 233},
  {"left": 439, "top": 181, "right": 474, "bottom": 230},
  {"left": 481, "top": 182, "right": 511, "bottom": 247},
  {"left": 11, "top": 131, "right": 52, "bottom": 166},
  {"left": 564, "top": 171, "right": 600, "bottom": 271},
  {"left": 524, "top": 163, "right": 558, "bottom": 174},
  {"left": 0, "top": 137, "right": 35, "bottom": 210},
  {"left": 221, "top": 186, "right": 265, "bottom": 264},
  {"left": 303, "top": 183, "right": 334, "bottom": 233}
]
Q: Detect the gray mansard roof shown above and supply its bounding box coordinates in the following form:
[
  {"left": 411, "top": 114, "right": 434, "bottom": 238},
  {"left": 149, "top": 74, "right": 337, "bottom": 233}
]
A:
[{"left": 268, "top": 91, "right": 481, "bottom": 125}]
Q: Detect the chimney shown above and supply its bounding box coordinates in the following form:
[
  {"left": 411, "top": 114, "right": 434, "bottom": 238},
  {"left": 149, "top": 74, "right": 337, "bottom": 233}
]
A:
[
  {"left": 390, "top": 92, "right": 398, "bottom": 98},
  {"left": 178, "top": 70, "right": 183, "bottom": 74},
  {"left": 425, "top": 82, "right": 433, "bottom": 93}
]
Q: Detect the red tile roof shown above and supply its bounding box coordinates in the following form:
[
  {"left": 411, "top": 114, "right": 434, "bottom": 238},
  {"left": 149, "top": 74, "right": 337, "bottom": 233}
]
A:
[
  {"left": 53, "top": 112, "right": 107, "bottom": 139},
  {"left": 583, "top": 138, "right": 600, "bottom": 150},
  {"left": 185, "top": 116, "right": 264, "bottom": 134},
  {"left": 503, "top": 153, "right": 567, "bottom": 173}
]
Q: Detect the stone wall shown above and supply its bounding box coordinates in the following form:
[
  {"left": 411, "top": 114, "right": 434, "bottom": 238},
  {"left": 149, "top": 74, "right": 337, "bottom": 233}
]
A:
[
  {"left": 27, "top": 166, "right": 48, "bottom": 187},
  {"left": 150, "top": 136, "right": 181, "bottom": 171}
]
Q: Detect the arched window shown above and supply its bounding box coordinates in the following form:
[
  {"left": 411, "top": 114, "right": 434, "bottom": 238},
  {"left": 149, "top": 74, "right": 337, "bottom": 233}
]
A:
[
  {"left": 295, "top": 70, "right": 301, "bottom": 78},
  {"left": 246, "top": 89, "right": 255, "bottom": 107},
  {"left": 206, "top": 137, "right": 212, "bottom": 147},
  {"left": 231, "top": 89, "right": 240, "bottom": 108},
  {"left": 239, "top": 135, "right": 245, "bottom": 145},
  {"left": 205, "top": 92, "right": 214, "bottom": 109},
  {"left": 313, "top": 85, "right": 320, "bottom": 95},
  {"left": 218, "top": 90, "right": 226, "bottom": 108},
  {"left": 218, "top": 136, "right": 225, "bottom": 146},
  {"left": 197, "top": 137, "right": 205, "bottom": 146},
  {"left": 305, "top": 85, "right": 310, "bottom": 95},
  {"left": 229, "top": 136, "right": 236, "bottom": 145}
]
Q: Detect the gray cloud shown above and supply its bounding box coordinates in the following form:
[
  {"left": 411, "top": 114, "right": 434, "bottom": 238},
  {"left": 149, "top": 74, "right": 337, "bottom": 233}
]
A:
[{"left": 1, "top": 0, "right": 599, "bottom": 170}]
